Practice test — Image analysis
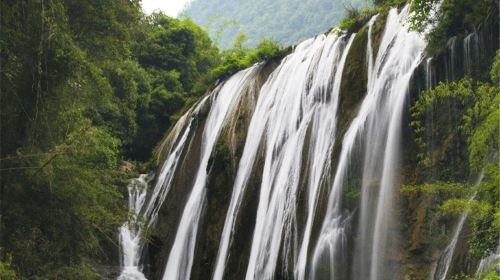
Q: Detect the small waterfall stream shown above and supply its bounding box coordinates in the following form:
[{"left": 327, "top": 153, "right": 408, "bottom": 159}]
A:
[
  {"left": 476, "top": 246, "right": 500, "bottom": 277},
  {"left": 433, "top": 173, "right": 484, "bottom": 280},
  {"left": 118, "top": 105, "right": 199, "bottom": 279},
  {"left": 426, "top": 57, "right": 433, "bottom": 89},
  {"left": 463, "top": 32, "right": 479, "bottom": 74},
  {"left": 119, "top": 175, "right": 149, "bottom": 280},
  {"left": 446, "top": 36, "right": 458, "bottom": 81}
]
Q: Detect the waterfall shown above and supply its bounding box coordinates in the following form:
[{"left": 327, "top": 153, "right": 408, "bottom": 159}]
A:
[
  {"left": 463, "top": 32, "right": 479, "bottom": 75},
  {"left": 237, "top": 33, "right": 355, "bottom": 280},
  {"left": 433, "top": 207, "right": 469, "bottom": 280},
  {"left": 365, "top": 7, "right": 425, "bottom": 278},
  {"left": 116, "top": 5, "right": 457, "bottom": 280},
  {"left": 294, "top": 33, "right": 354, "bottom": 280},
  {"left": 208, "top": 31, "right": 356, "bottom": 280},
  {"left": 314, "top": 6, "right": 425, "bottom": 279},
  {"left": 433, "top": 173, "right": 484, "bottom": 280},
  {"left": 446, "top": 36, "right": 457, "bottom": 81},
  {"left": 476, "top": 246, "right": 500, "bottom": 277},
  {"left": 310, "top": 15, "right": 377, "bottom": 280},
  {"left": 311, "top": 6, "right": 425, "bottom": 280},
  {"left": 118, "top": 103, "right": 200, "bottom": 279},
  {"left": 119, "top": 175, "right": 150, "bottom": 280},
  {"left": 162, "top": 65, "right": 262, "bottom": 280},
  {"left": 426, "top": 57, "right": 433, "bottom": 89}
]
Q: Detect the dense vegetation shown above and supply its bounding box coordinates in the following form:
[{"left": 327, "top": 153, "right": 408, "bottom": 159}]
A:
[
  {"left": 333, "top": 0, "right": 497, "bottom": 58},
  {"left": 183, "top": 0, "right": 366, "bottom": 49},
  {"left": 0, "top": 0, "right": 285, "bottom": 278},
  {"left": 410, "top": 51, "right": 499, "bottom": 255},
  {"left": 408, "top": 0, "right": 498, "bottom": 56}
]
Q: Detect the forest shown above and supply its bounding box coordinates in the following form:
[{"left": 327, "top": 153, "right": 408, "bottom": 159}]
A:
[
  {"left": 0, "top": 0, "right": 498, "bottom": 279},
  {"left": 0, "top": 0, "right": 282, "bottom": 278},
  {"left": 183, "top": 0, "right": 365, "bottom": 48}
]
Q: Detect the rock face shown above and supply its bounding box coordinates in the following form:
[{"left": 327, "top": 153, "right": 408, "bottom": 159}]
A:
[
  {"left": 134, "top": 8, "right": 498, "bottom": 280},
  {"left": 144, "top": 60, "right": 280, "bottom": 279}
]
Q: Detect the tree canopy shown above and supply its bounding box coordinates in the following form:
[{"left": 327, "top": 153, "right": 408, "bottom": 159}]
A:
[{"left": 0, "top": 0, "right": 222, "bottom": 277}]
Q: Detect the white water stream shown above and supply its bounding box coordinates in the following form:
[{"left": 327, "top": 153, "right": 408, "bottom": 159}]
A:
[
  {"left": 162, "top": 65, "right": 262, "bottom": 280},
  {"left": 433, "top": 173, "right": 485, "bottom": 280}
]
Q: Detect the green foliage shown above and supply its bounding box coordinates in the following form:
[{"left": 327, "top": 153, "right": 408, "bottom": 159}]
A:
[
  {"left": 336, "top": 5, "right": 378, "bottom": 32},
  {"left": 410, "top": 55, "right": 500, "bottom": 259},
  {"left": 210, "top": 36, "right": 287, "bottom": 80},
  {"left": 339, "top": 17, "right": 359, "bottom": 31},
  {"left": 408, "top": 0, "right": 439, "bottom": 32},
  {"left": 0, "top": 0, "right": 227, "bottom": 278},
  {"left": 373, "top": 0, "right": 406, "bottom": 6},
  {"left": 401, "top": 182, "right": 471, "bottom": 197},
  {"left": 490, "top": 51, "right": 500, "bottom": 84},
  {"left": 333, "top": 0, "right": 405, "bottom": 34},
  {"left": 410, "top": 78, "right": 477, "bottom": 180},
  {"left": 408, "top": 0, "right": 498, "bottom": 55},
  {"left": 184, "top": 0, "right": 366, "bottom": 49},
  {"left": 0, "top": 0, "right": 293, "bottom": 277},
  {"left": 449, "top": 274, "right": 474, "bottom": 280},
  {"left": 483, "top": 271, "right": 500, "bottom": 280},
  {"left": 136, "top": 14, "right": 220, "bottom": 95},
  {"left": 0, "top": 251, "right": 16, "bottom": 280},
  {"left": 440, "top": 199, "right": 491, "bottom": 221},
  {"left": 127, "top": 13, "right": 225, "bottom": 159},
  {"left": 467, "top": 52, "right": 500, "bottom": 171}
]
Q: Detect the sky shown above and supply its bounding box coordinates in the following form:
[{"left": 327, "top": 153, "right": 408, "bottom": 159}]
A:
[{"left": 141, "top": 0, "right": 191, "bottom": 17}]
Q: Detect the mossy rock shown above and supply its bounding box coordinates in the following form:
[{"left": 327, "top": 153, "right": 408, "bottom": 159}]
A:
[{"left": 370, "top": 9, "right": 388, "bottom": 59}]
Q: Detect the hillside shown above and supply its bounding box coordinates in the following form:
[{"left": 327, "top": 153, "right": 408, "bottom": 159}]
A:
[{"left": 184, "top": 0, "right": 366, "bottom": 48}]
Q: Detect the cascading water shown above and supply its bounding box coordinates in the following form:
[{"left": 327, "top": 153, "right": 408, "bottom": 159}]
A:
[
  {"left": 162, "top": 65, "right": 262, "bottom": 280},
  {"left": 118, "top": 104, "right": 200, "bottom": 279},
  {"left": 115, "top": 3, "right": 495, "bottom": 280},
  {"left": 311, "top": 16, "right": 377, "bottom": 280},
  {"left": 446, "top": 36, "right": 457, "bottom": 81},
  {"left": 463, "top": 32, "right": 479, "bottom": 74},
  {"left": 426, "top": 57, "right": 433, "bottom": 89},
  {"left": 243, "top": 33, "right": 356, "bottom": 280},
  {"left": 119, "top": 175, "right": 150, "bottom": 280},
  {"left": 476, "top": 246, "right": 500, "bottom": 277},
  {"left": 432, "top": 212, "right": 469, "bottom": 280},
  {"left": 433, "top": 173, "right": 484, "bottom": 280},
  {"left": 208, "top": 32, "right": 357, "bottom": 280},
  {"left": 313, "top": 6, "right": 426, "bottom": 280},
  {"left": 293, "top": 33, "right": 354, "bottom": 280},
  {"left": 365, "top": 7, "right": 425, "bottom": 278}
]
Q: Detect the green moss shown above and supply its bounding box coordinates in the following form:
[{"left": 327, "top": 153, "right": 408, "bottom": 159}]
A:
[
  {"left": 370, "top": 9, "right": 388, "bottom": 58},
  {"left": 335, "top": 25, "right": 368, "bottom": 151},
  {"left": 339, "top": 7, "right": 378, "bottom": 33},
  {"left": 344, "top": 187, "right": 361, "bottom": 209}
]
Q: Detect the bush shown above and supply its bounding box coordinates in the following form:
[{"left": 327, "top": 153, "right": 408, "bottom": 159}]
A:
[
  {"left": 408, "top": 0, "right": 498, "bottom": 56},
  {"left": 210, "top": 36, "right": 286, "bottom": 80}
]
